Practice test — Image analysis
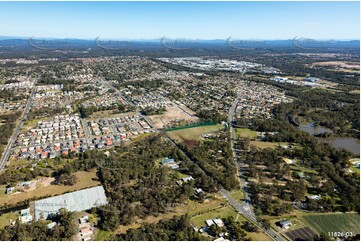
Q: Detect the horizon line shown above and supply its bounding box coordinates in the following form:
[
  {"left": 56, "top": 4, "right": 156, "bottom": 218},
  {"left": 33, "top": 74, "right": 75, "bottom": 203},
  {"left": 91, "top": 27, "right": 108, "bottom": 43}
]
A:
[{"left": 0, "top": 35, "right": 360, "bottom": 42}]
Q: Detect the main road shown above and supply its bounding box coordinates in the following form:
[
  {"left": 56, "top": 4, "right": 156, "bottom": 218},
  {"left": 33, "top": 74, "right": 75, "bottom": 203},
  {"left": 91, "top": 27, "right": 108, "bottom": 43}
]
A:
[
  {"left": 0, "top": 81, "right": 37, "bottom": 170},
  {"left": 226, "top": 97, "right": 285, "bottom": 241}
]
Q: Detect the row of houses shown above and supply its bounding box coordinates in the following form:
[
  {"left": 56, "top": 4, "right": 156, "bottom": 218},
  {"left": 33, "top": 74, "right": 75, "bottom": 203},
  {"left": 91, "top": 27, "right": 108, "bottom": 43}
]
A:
[
  {"left": 126, "top": 91, "right": 173, "bottom": 109},
  {"left": 0, "top": 80, "right": 34, "bottom": 91},
  {"left": 236, "top": 81, "right": 292, "bottom": 120},
  {"left": 32, "top": 85, "right": 95, "bottom": 110},
  {"left": 87, "top": 115, "right": 152, "bottom": 139},
  {"left": 81, "top": 92, "right": 126, "bottom": 109},
  {"left": 0, "top": 99, "right": 26, "bottom": 112},
  {"left": 15, "top": 114, "right": 85, "bottom": 147},
  {"left": 13, "top": 114, "right": 87, "bottom": 159},
  {"left": 12, "top": 113, "right": 156, "bottom": 160}
]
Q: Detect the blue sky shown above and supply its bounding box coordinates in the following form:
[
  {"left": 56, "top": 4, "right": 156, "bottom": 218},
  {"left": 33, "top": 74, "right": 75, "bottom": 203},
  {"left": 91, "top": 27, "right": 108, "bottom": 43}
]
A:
[{"left": 0, "top": 1, "right": 359, "bottom": 40}]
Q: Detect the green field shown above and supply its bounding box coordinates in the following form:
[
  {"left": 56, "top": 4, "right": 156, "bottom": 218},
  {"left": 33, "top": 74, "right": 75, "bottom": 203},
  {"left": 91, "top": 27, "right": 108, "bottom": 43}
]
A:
[
  {"left": 229, "top": 190, "right": 244, "bottom": 202},
  {"left": 0, "top": 212, "right": 18, "bottom": 229},
  {"left": 167, "top": 124, "right": 224, "bottom": 143},
  {"left": 95, "top": 229, "right": 114, "bottom": 240},
  {"left": 289, "top": 164, "right": 319, "bottom": 175},
  {"left": 235, "top": 128, "right": 257, "bottom": 139},
  {"left": 250, "top": 141, "right": 288, "bottom": 149},
  {"left": 302, "top": 213, "right": 360, "bottom": 235}
]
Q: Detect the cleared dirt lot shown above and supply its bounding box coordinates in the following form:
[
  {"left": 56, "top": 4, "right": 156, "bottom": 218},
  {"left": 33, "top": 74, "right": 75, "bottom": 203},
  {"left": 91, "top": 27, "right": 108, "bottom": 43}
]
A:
[
  {"left": 148, "top": 104, "right": 198, "bottom": 129},
  {"left": 0, "top": 170, "right": 100, "bottom": 206},
  {"left": 310, "top": 61, "right": 360, "bottom": 69}
]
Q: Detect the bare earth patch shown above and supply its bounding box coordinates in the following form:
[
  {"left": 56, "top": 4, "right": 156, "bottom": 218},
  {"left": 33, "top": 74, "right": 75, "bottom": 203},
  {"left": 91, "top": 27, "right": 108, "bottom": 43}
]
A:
[
  {"left": 19, "top": 177, "right": 55, "bottom": 192},
  {"left": 148, "top": 104, "right": 198, "bottom": 129},
  {"left": 310, "top": 61, "right": 360, "bottom": 69},
  {"left": 0, "top": 170, "right": 100, "bottom": 206}
]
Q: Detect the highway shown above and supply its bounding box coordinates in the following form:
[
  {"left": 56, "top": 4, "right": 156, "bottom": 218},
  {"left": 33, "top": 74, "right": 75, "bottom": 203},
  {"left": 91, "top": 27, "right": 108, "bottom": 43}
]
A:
[
  {"left": 0, "top": 82, "right": 37, "bottom": 170},
  {"left": 226, "top": 97, "right": 285, "bottom": 241}
]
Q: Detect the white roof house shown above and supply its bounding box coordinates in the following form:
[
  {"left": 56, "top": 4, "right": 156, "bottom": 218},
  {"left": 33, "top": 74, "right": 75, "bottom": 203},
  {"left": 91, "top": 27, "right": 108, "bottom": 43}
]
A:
[
  {"left": 280, "top": 220, "right": 292, "bottom": 229},
  {"left": 206, "top": 219, "right": 215, "bottom": 227},
  {"left": 213, "top": 218, "right": 225, "bottom": 227}
]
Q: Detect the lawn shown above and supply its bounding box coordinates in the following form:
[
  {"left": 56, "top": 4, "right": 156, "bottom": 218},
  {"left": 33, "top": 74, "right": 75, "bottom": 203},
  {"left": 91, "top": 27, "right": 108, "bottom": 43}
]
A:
[
  {"left": 235, "top": 128, "right": 257, "bottom": 139},
  {"left": 0, "top": 212, "right": 18, "bottom": 229},
  {"left": 191, "top": 206, "right": 239, "bottom": 227},
  {"left": 191, "top": 207, "right": 273, "bottom": 241},
  {"left": 229, "top": 190, "right": 244, "bottom": 202},
  {"left": 95, "top": 229, "right": 114, "bottom": 240},
  {"left": 289, "top": 164, "right": 319, "bottom": 175},
  {"left": 167, "top": 124, "right": 224, "bottom": 143},
  {"left": 248, "top": 231, "right": 272, "bottom": 241},
  {"left": 302, "top": 213, "right": 360, "bottom": 235},
  {"left": 0, "top": 170, "right": 100, "bottom": 206}
]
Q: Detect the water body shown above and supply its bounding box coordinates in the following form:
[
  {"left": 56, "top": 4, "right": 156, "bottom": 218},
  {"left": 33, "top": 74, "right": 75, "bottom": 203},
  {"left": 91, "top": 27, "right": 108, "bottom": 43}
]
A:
[{"left": 298, "top": 123, "right": 360, "bottom": 156}]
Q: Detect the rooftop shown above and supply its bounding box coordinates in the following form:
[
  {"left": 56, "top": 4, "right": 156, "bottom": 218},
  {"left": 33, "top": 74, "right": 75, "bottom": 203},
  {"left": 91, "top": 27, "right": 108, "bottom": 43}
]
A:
[{"left": 34, "top": 186, "right": 108, "bottom": 220}]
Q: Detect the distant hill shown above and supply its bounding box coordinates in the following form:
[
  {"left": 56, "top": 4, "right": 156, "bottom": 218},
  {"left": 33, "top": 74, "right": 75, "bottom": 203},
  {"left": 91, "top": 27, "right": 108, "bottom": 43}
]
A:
[{"left": 0, "top": 36, "right": 359, "bottom": 50}]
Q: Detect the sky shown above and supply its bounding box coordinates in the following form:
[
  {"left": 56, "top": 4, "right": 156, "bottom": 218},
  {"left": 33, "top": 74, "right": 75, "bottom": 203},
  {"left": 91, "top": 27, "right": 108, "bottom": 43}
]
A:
[{"left": 0, "top": 1, "right": 359, "bottom": 40}]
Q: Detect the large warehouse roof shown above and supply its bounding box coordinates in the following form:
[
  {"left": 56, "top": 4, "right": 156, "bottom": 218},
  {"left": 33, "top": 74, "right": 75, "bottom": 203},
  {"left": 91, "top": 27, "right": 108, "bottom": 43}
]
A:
[{"left": 34, "top": 186, "right": 108, "bottom": 220}]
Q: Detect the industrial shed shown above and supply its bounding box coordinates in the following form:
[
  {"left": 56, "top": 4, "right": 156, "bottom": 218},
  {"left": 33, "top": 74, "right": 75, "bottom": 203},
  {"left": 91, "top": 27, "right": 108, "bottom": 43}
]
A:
[{"left": 34, "top": 186, "right": 108, "bottom": 220}]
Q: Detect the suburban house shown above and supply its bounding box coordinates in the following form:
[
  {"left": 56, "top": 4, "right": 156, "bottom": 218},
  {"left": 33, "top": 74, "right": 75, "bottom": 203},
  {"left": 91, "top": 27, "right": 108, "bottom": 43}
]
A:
[{"left": 279, "top": 220, "right": 292, "bottom": 229}]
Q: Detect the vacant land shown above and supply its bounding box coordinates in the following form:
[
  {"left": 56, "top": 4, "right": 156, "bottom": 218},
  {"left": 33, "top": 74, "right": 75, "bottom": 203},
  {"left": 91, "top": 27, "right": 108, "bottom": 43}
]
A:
[
  {"left": 0, "top": 170, "right": 100, "bottom": 206},
  {"left": 149, "top": 104, "right": 198, "bottom": 129},
  {"left": 90, "top": 109, "right": 118, "bottom": 119},
  {"left": 248, "top": 231, "right": 272, "bottom": 241},
  {"left": 235, "top": 128, "right": 257, "bottom": 139},
  {"left": 116, "top": 194, "right": 225, "bottom": 234},
  {"left": 350, "top": 89, "right": 360, "bottom": 94},
  {"left": 167, "top": 124, "right": 224, "bottom": 143},
  {"left": 250, "top": 141, "right": 288, "bottom": 149},
  {"left": 302, "top": 213, "right": 360, "bottom": 235},
  {"left": 310, "top": 61, "right": 360, "bottom": 69}
]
